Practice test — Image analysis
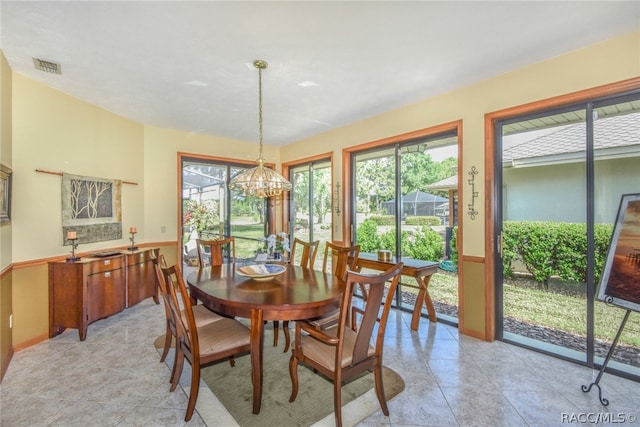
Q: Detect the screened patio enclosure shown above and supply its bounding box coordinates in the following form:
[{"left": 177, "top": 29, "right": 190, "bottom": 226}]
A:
[
  {"left": 381, "top": 190, "right": 448, "bottom": 219},
  {"left": 181, "top": 157, "right": 269, "bottom": 265}
]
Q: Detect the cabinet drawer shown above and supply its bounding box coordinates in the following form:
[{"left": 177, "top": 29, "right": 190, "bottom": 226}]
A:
[
  {"left": 125, "top": 250, "right": 152, "bottom": 267},
  {"left": 86, "top": 256, "right": 123, "bottom": 274}
]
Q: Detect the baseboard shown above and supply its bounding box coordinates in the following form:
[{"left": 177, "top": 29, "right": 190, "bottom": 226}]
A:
[
  {"left": 13, "top": 332, "right": 50, "bottom": 352},
  {"left": 0, "top": 346, "right": 14, "bottom": 383}
]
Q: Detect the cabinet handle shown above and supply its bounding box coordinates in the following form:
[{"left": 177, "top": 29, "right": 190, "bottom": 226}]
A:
[
  {"left": 105, "top": 272, "right": 111, "bottom": 278},
  {"left": 104, "top": 260, "right": 111, "bottom": 266}
]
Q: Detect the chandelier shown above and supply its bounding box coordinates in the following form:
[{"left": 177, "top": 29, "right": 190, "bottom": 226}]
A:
[{"left": 228, "top": 60, "right": 292, "bottom": 198}]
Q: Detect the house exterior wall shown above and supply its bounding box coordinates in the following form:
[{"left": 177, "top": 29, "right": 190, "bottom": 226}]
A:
[{"left": 504, "top": 156, "right": 640, "bottom": 223}]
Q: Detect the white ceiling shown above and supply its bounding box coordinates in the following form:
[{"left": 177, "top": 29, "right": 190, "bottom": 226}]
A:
[{"left": 1, "top": 1, "right": 638, "bottom": 146}]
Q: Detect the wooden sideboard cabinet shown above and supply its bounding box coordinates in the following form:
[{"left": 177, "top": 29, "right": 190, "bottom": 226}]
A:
[
  {"left": 49, "top": 254, "right": 125, "bottom": 341},
  {"left": 124, "top": 247, "right": 160, "bottom": 307}
]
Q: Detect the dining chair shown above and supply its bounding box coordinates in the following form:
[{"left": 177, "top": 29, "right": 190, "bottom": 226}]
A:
[
  {"left": 305, "top": 241, "right": 361, "bottom": 331},
  {"left": 151, "top": 253, "right": 225, "bottom": 381},
  {"left": 196, "top": 236, "right": 236, "bottom": 268},
  {"left": 289, "top": 262, "right": 404, "bottom": 427},
  {"left": 322, "top": 241, "right": 360, "bottom": 281},
  {"left": 273, "top": 237, "right": 320, "bottom": 352},
  {"left": 161, "top": 262, "right": 251, "bottom": 421}
]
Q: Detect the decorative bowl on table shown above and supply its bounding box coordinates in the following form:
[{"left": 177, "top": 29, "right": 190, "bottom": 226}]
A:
[{"left": 236, "top": 263, "right": 287, "bottom": 281}]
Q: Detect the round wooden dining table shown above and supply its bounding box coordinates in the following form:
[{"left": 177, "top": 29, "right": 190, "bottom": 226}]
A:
[{"left": 185, "top": 263, "right": 343, "bottom": 414}]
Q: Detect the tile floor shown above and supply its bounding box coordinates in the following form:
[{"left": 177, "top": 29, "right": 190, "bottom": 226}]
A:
[{"left": 1, "top": 296, "right": 639, "bottom": 427}]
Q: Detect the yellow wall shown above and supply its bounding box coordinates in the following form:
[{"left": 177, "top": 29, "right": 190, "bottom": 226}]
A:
[
  {"left": 12, "top": 74, "right": 146, "bottom": 261},
  {"left": 2, "top": 31, "right": 639, "bottom": 355},
  {"left": 1, "top": 50, "right": 14, "bottom": 379}
]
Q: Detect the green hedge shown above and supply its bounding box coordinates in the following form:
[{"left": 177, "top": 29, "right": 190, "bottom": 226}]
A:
[
  {"left": 405, "top": 216, "right": 441, "bottom": 226},
  {"left": 367, "top": 215, "right": 395, "bottom": 225},
  {"left": 502, "top": 221, "right": 613, "bottom": 287},
  {"left": 356, "top": 219, "right": 443, "bottom": 262}
]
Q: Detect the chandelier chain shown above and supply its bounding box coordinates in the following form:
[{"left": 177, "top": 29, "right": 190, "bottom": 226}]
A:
[{"left": 258, "top": 66, "right": 264, "bottom": 159}]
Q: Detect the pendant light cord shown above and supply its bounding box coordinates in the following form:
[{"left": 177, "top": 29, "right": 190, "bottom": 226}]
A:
[{"left": 258, "top": 66, "right": 264, "bottom": 160}]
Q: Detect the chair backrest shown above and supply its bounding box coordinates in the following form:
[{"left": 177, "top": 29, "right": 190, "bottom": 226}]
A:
[
  {"left": 338, "top": 262, "right": 403, "bottom": 365},
  {"left": 161, "top": 263, "right": 199, "bottom": 358},
  {"left": 151, "top": 253, "right": 172, "bottom": 319},
  {"left": 196, "top": 237, "right": 236, "bottom": 267},
  {"left": 322, "top": 241, "right": 360, "bottom": 280},
  {"left": 290, "top": 238, "right": 319, "bottom": 269}
]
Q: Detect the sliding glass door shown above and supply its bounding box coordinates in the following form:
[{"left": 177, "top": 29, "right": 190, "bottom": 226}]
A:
[
  {"left": 496, "top": 93, "right": 640, "bottom": 378},
  {"left": 351, "top": 132, "right": 459, "bottom": 321},
  {"left": 289, "top": 159, "right": 331, "bottom": 267},
  {"left": 181, "top": 156, "right": 268, "bottom": 266}
]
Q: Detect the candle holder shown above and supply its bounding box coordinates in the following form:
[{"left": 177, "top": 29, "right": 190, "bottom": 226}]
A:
[
  {"left": 129, "top": 230, "right": 138, "bottom": 251},
  {"left": 66, "top": 238, "right": 80, "bottom": 262}
]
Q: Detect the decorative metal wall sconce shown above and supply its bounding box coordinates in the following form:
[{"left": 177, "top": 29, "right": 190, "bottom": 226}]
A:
[
  {"left": 467, "top": 166, "right": 479, "bottom": 220},
  {"left": 334, "top": 182, "right": 341, "bottom": 215}
]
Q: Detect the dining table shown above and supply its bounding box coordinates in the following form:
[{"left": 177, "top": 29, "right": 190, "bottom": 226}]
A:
[{"left": 185, "top": 263, "right": 343, "bottom": 414}]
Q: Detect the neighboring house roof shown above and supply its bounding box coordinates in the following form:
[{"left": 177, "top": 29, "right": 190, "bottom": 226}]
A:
[
  {"left": 425, "top": 175, "right": 458, "bottom": 191},
  {"left": 426, "top": 112, "right": 640, "bottom": 190},
  {"left": 503, "top": 112, "right": 640, "bottom": 167}
]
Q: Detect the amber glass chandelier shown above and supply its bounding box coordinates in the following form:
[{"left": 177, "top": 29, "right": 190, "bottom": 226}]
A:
[{"left": 228, "top": 60, "right": 292, "bottom": 198}]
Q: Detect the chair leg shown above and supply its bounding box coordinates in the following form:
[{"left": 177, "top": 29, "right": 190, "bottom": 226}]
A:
[
  {"left": 282, "top": 321, "right": 290, "bottom": 353},
  {"left": 273, "top": 320, "right": 280, "bottom": 346},
  {"left": 160, "top": 324, "right": 172, "bottom": 362},
  {"left": 170, "top": 349, "right": 185, "bottom": 392},
  {"left": 334, "top": 379, "right": 343, "bottom": 427},
  {"left": 185, "top": 359, "right": 200, "bottom": 421},
  {"left": 288, "top": 354, "right": 299, "bottom": 402},
  {"left": 374, "top": 363, "right": 389, "bottom": 416}
]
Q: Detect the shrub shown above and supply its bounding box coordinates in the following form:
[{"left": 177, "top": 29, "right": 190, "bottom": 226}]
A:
[
  {"left": 449, "top": 226, "right": 459, "bottom": 265},
  {"left": 409, "top": 226, "right": 444, "bottom": 261},
  {"left": 356, "top": 219, "right": 382, "bottom": 252},
  {"left": 502, "top": 221, "right": 614, "bottom": 288}
]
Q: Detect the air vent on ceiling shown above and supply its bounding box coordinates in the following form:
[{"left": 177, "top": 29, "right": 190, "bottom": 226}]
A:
[{"left": 33, "top": 57, "right": 61, "bottom": 74}]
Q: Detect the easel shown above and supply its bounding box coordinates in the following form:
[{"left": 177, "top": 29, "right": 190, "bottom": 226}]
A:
[{"left": 581, "top": 307, "right": 632, "bottom": 406}]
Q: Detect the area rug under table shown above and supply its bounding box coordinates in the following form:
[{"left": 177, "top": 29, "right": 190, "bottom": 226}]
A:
[{"left": 155, "top": 334, "right": 404, "bottom": 426}]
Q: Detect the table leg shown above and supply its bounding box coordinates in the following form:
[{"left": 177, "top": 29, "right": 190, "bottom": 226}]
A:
[
  {"left": 250, "top": 309, "right": 264, "bottom": 414},
  {"left": 411, "top": 273, "right": 437, "bottom": 331}
]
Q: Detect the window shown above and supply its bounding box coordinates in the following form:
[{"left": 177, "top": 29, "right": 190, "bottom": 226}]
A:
[
  {"left": 181, "top": 156, "right": 268, "bottom": 267},
  {"left": 350, "top": 129, "right": 460, "bottom": 321}
]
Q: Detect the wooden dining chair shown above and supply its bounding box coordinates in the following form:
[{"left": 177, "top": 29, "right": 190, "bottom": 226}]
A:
[
  {"left": 273, "top": 237, "right": 320, "bottom": 352},
  {"left": 305, "top": 241, "right": 361, "bottom": 331},
  {"left": 151, "top": 254, "right": 225, "bottom": 380},
  {"left": 289, "top": 262, "right": 403, "bottom": 427},
  {"left": 161, "top": 263, "right": 251, "bottom": 421},
  {"left": 322, "top": 241, "right": 360, "bottom": 281},
  {"left": 196, "top": 236, "right": 236, "bottom": 268}
]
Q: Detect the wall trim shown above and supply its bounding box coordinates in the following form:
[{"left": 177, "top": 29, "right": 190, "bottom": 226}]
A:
[{"left": 10, "top": 241, "right": 177, "bottom": 270}]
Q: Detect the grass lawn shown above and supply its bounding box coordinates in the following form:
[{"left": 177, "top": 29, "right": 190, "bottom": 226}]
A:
[{"left": 424, "top": 271, "right": 640, "bottom": 348}]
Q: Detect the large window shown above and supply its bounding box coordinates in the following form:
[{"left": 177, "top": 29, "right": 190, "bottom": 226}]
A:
[
  {"left": 350, "top": 131, "right": 459, "bottom": 321},
  {"left": 181, "top": 156, "right": 268, "bottom": 267},
  {"left": 495, "top": 93, "right": 640, "bottom": 379},
  {"left": 289, "top": 158, "right": 332, "bottom": 267}
]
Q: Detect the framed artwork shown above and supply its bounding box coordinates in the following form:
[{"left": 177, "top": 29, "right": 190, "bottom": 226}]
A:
[
  {"left": 61, "top": 173, "right": 122, "bottom": 244},
  {"left": 0, "top": 164, "right": 12, "bottom": 223},
  {"left": 597, "top": 193, "right": 640, "bottom": 313}
]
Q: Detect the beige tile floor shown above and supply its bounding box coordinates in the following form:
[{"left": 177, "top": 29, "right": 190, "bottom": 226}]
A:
[{"left": 2, "top": 297, "right": 639, "bottom": 426}]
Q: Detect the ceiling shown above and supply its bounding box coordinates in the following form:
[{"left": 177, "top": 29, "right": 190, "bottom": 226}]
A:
[{"left": 1, "top": 1, "right": 638, "bottom": 147}]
